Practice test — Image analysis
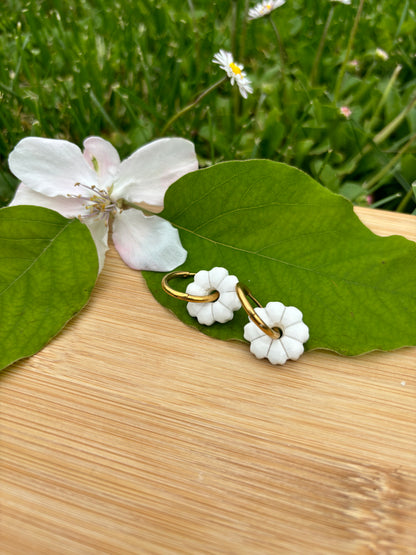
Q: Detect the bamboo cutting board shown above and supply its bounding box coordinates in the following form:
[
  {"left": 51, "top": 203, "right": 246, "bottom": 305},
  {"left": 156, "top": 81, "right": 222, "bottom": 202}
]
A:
[{"left": 1, "top": 207, "right": 415, "bottom": 554}]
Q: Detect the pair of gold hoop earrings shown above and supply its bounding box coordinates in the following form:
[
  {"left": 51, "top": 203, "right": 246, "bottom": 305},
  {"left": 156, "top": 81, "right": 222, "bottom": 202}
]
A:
[{"left": 161, "top": 267, "right": 309, "bottom": 365}]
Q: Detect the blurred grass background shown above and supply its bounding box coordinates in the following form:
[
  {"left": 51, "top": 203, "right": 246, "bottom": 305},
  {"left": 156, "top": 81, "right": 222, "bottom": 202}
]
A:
[{"left": 1, "top": 0, "right": 415, "bottom": 211}]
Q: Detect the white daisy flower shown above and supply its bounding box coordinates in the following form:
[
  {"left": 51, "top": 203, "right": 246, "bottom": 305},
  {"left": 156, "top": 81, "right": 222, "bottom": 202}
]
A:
[
  {"left": 212, "top": 50, "right": 253, "bottom": 99},
  {"left": 243, "top": 302, "right": 309, "bottom": 365},
  {"left": 248, "top": 0, "right": 286, "bottom": 20}
]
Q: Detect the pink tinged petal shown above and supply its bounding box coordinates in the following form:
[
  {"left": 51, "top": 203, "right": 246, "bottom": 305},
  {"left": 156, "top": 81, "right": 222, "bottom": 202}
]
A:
[
  {"left": 280, "top": 336, "right": 304, "bottom": 360},
  {"left": 268, "top": 340, "right": 289, "bottom": 365},
  {"left": 8, "top": 183, "right": 85, "bottom": 218},
  {"left": 8, "top": 137, "right": 98, "bottom": 198},
  {"left": 112, "top": 209, "right": 187, "bottom": 271},
  {"left": 285, "top": 322, "right": 309, "bottom": 343},
  {"left": 83, "top": 136, "right": 120, "bottom": 188},
  {"left": 113, "top": 138, "right": 198, "bottom": 207},
  {"left": 83, "top": 218, "right": 109, "bottom": 274}
]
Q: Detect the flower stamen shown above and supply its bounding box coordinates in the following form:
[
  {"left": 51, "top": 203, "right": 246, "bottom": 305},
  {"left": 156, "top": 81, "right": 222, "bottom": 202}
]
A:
[
  {"left": 229, "top": 62, "right": 243, "bottom": 77},
  {"left": 68, "top": 182, "right": 118, "bottom": 224}
]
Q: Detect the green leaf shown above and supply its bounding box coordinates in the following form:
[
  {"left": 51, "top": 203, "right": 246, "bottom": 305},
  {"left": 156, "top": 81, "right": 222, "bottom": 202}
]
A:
[
  {"left": 143, "top": 160, "right": 416, "bottom": 356},
  {"left": 0, "top": 206, "right": 98, "bottom": 370}
]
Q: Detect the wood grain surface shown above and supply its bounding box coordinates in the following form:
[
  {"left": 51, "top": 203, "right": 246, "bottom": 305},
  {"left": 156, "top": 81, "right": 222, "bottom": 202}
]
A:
[{"left": 1, "top": 207, "right": 415, "bottom": 554}]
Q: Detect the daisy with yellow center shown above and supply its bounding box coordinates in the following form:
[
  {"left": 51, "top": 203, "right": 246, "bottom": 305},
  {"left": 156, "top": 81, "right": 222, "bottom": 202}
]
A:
[
  {"left": 248, "top": 0, "right": 286, "bottom": 20},
  {"left": 212, "top": 50, "right": 253, "bottom": 99}
]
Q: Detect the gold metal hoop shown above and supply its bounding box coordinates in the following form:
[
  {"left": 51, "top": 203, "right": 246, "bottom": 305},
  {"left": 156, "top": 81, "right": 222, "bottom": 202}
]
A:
[
  {"left": 161, "top": 271, "right": 220, "bottom": 303},
  {"left": 236, "top": 282, "right": 281, "bottom": 339}
]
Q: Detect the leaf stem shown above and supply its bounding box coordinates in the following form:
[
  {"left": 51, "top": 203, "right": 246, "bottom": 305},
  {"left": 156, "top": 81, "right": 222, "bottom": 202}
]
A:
[{"left": 160, "top": 77, "right": 226, "bottom": 137}]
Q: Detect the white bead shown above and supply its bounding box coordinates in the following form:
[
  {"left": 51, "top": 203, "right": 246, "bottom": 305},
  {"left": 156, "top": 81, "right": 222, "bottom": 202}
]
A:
[
  {"left": 244, "top": 301, "right": 309, "bottom": 365},
  {"left": 186, "top": 267, "right": 241, "bottom": 325}
]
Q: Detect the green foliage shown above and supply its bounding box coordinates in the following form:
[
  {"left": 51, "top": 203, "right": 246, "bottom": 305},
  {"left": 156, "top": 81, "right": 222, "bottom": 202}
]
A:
[
  {"left": 143, "top": 161, "right": 416, "bottom": 355},
  {"left": 0, "top": 0, "right": 415, "bottom": 211},
  {"left": 0, "top": 205, "right": 98, "bottom": 370}
]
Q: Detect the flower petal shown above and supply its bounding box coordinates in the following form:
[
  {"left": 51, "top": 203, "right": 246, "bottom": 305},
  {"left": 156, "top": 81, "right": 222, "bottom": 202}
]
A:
[
  {"left": 9, "top": 183, "right": 85, "bottom": 218},
  {"left": 83, "top": 218, "right": 109, "bottom": 274},
  {"left": 192, "top": 270, "right": 211, "bottom": 291},
  {"left": 8, "top": 137, "right": 98, "bottom": 198},
  {"left": 244, "top": 321, "right": 264, "bottom": 342},
  {"left": 264, "top": 302, "right": 286, "bottom": 326},
  {"left": 280, "top": 306, "right": 304, "bottom": 328},
  {"left": 193, "top": 303, "right": 215, "bottom": 326},
  {"left": 280, "top": 336, "right": 304, "bottom": 360},
  {"left": 112, "top": 209, "right": 187, "bottom": 271},
  {"left": 112, "top": 138, "right": 198, "bottom": 207},
  {"left": 83, "top": 136, "right": 120, "bottom": 188},
  {"left": 249, "top": 335, "right": 272, "bottom": 359},
  {"left": 285, "top": 322, "right": 310, "bottom": 343},
  {"left": 208, "top": 267, "right": 229, "bottom": 289},
  {"left": 268, "top": 340, "right": 288, "bottom": 365}
]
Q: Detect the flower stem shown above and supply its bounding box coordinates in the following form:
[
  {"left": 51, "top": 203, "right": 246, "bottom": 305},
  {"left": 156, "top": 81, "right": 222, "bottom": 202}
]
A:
[
  {"left": 310, "top": 6, "right": 334, "bottom": 86},
  {"left": 364, "top": 133, "right": 416, "bottom": 191},
  {"left": 160, "top": 77, "right": 226, "bottom": 137},
  {"left": 366, "top": 65, "right": 402, "bottom": 133},
  {"left": 396, "top": 187, "right": 415, "bottom": 213},
  {"left": 269, "top": 16, "right": 286, "bottom": 80},
  {"left": 351, "top": 93, "right": 416, "bottom": 165},
  {"left": 333, "top": 0, "right": 365, "bottom": 103}
]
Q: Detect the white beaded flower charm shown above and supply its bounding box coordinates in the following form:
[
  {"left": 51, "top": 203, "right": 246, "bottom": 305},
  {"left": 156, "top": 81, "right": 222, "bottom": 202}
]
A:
[
  {"left": 243, "top": 301, "right": 309, "bottom": 365},
  {"left": 186, "top": 267, "right": 241, "bottom": 325},
  {"left": 161, "top": 267, "right": 241, "bottom": 326}
]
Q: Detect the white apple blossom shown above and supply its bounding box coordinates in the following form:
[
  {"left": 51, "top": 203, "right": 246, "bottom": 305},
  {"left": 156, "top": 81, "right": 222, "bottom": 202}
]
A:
[
  {"left": 186, "top": 267, "right": 241, "bottom": 325},
  {"left": 243, "top": 301, "right": 309, "bottom": 365},
  {"left": 212, "top": 50, "right": 253, "bottom": 99},
  {"left": 8, "top": 136, "right": 198, "bottom": 273},
  {"left": 248, "top": 0, "right": 286, "bottom": 20}
]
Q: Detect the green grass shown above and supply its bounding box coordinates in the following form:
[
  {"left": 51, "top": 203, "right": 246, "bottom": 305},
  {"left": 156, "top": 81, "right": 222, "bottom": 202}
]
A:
[{"left": 1, "top": 0, "right": 415, "bottom": 212}]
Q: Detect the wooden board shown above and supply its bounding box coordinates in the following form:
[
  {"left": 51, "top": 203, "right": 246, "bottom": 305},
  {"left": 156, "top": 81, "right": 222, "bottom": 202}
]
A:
[{"left": 1, "top": 206, "right": 415, "bottom": 554}]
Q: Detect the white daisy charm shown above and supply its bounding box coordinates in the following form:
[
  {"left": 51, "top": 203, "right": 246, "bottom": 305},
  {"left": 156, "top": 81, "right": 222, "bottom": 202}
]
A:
[
  {"left": 186, "top": 267, "right": 241, "bottom": 325},
  {"left": 243, "top": 302, "right": 309, "bottom": 365}
]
